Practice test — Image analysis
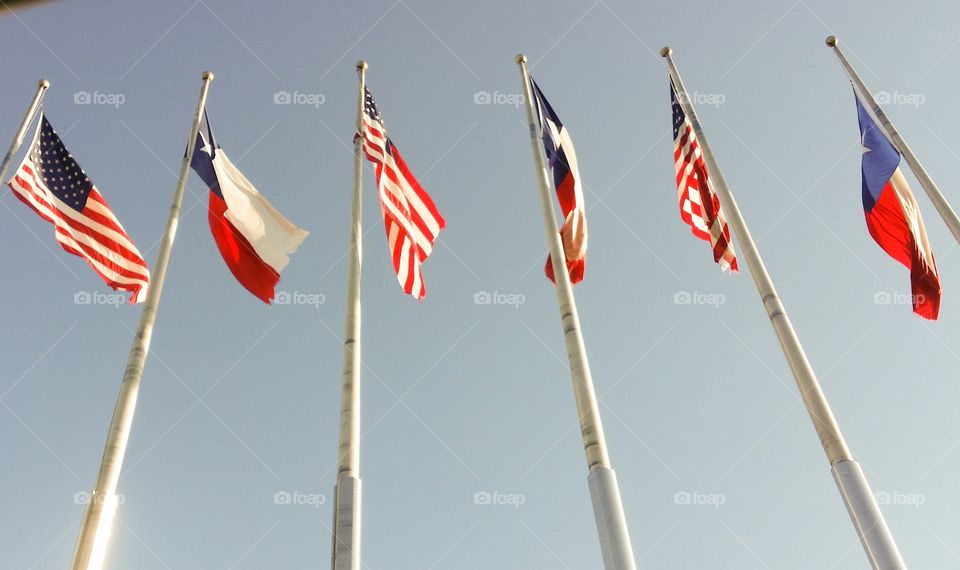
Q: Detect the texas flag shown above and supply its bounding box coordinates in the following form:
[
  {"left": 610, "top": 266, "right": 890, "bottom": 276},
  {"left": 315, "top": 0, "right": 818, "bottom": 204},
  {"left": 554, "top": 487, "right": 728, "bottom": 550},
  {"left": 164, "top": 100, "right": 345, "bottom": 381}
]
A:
[
  {"left": 190, "top": 112, "right": 308, "bottom": 303},
  {"left": 856, "top": 95, "right": 941, "bottom": 319},
  {"left": 529, "top": 77, "right": 587, "bottom": 285}
]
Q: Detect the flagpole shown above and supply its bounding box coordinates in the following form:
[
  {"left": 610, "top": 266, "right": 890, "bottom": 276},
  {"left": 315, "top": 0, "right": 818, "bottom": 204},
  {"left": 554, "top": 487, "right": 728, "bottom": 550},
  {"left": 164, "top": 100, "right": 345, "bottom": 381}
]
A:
[
  {"left": 70, "top": 71, "right": 214, "bottom": 570},
  {"left": 0, "top": 79, "right": 50, "bottom": 184},
  {"left": 826, "top": 35, "right": 960, "bottom": 245},
  {"left": 662, "top": 48, "right": 905, "bottom": 570},
  {"left": 516, "top": 54, "right": 637, "bottom": 570},
  {"left": 330, "top": 60, "right": 366, "bottom": 570}
]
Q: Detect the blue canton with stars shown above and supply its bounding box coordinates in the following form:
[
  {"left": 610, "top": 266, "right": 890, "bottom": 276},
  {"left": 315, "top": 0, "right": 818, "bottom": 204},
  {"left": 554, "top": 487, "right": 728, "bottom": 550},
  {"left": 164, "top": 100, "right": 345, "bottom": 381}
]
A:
[
  {"left": 855, "top": 93, "right": 900, "bottom": 213},
  {"left": 363, "top": 87, "right": 384, "bottom": 128},
  {"left": 31, "top": 116, "right": 94, "bottom": 212},
  {"left": 362, "top": 87, "right": 394, "bottom": 150},
  {"left": 529, "top": 77, "right": 573, "bottom": 195},
  {"left": 671, "top": 83, "right": 687, "bottom": 140}
]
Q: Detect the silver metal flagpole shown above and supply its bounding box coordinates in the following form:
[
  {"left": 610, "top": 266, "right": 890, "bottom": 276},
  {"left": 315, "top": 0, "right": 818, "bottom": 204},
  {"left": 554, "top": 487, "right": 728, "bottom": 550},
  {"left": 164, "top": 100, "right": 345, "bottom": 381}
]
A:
[
  {"left": 0, "top": 79, "right": 50, "bottom": 184},
  {"left": 827, "top": 35, "right": 960, "bottom": 245},
  {"left": 516, "top": 54, "right": 637, "bottom": 570},
  {"left": 330, "top": 60, "right": 366, "bottom": 570},
  {"left": 70, "top": 71, "right": 215, "bottom": 570},
  {"left": 662, "top": 47, "right": 906, "bottom": 570}
]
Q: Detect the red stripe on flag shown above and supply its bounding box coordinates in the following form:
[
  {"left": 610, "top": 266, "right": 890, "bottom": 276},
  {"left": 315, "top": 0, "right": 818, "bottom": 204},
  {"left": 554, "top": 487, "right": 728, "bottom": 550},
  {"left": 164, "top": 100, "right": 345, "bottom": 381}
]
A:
[
  {"left": 207, "top": 190, "right": 280, "bottom": 304},
  {"left": 360, "top": 107, "right": 442, "bottom": 301},
  {"left": 11, "top": 178, "right": 150, "bottom": 284},
  {"left": 865, "top": 184, "right": 941, "bottom": 320},
  {"left": 15, "top": 172, "right": 149, "bottom": 272}
]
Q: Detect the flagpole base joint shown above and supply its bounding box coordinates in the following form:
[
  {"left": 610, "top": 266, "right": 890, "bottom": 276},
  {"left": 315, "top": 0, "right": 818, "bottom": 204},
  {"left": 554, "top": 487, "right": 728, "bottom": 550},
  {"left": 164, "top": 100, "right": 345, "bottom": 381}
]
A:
[
  {"left": 832, "top": 459, "right": 906, "bottom": 569},
  {"left": 331, "top": 474, "right": 362, "bottom": 570},
  {"left": 588, "top": 467, "right": 637, "bottom": 570}
]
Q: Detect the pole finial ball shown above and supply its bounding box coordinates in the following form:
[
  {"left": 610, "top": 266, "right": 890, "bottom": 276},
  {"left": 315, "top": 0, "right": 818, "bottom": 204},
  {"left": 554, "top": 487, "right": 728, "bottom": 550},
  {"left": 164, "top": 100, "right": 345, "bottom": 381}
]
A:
[
  {"left": 39, "top": 79, "right": 50, "bottom": 89},
  {"left": 825, "top": 35, "right": 838, "bottom": 47},
  {"left": 202, "top": 71, "right": 214, "bottom": 80},
  {"left": 357, "top": 60, "right": 368, "bottom": 71},
  {"left": 516, "top": 54, "right": 527, "bottom": 65},
  {"left": 660, "top": 46, "right": 673, "bottom": 58}
]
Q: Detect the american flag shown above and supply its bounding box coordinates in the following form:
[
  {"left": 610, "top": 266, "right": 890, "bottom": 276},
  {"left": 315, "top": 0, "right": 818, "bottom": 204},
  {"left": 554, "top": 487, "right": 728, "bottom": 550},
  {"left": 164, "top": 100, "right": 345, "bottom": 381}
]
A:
[
  {"left": 7, "top": 114, "right": 150, "bottom": 302},
  {"left": 359, "top": 87, "right": 445, "bottom": 300},
  {"left": 671, "top": 82, "right": 737, "bottom": 272}
]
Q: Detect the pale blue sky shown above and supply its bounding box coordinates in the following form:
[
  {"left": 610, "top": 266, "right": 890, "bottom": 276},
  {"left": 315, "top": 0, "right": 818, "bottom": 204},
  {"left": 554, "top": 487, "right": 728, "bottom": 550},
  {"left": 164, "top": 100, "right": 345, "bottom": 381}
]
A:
[{"left": 2, "top": 0, "right": 960, "bottom": 568}]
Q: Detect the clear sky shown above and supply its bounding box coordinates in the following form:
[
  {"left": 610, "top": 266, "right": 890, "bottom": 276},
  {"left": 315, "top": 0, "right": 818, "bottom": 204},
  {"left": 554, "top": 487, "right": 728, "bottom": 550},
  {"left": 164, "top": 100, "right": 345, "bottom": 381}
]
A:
[{"left": 2, "top": 0, "right": 960, "bottom": 568}]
